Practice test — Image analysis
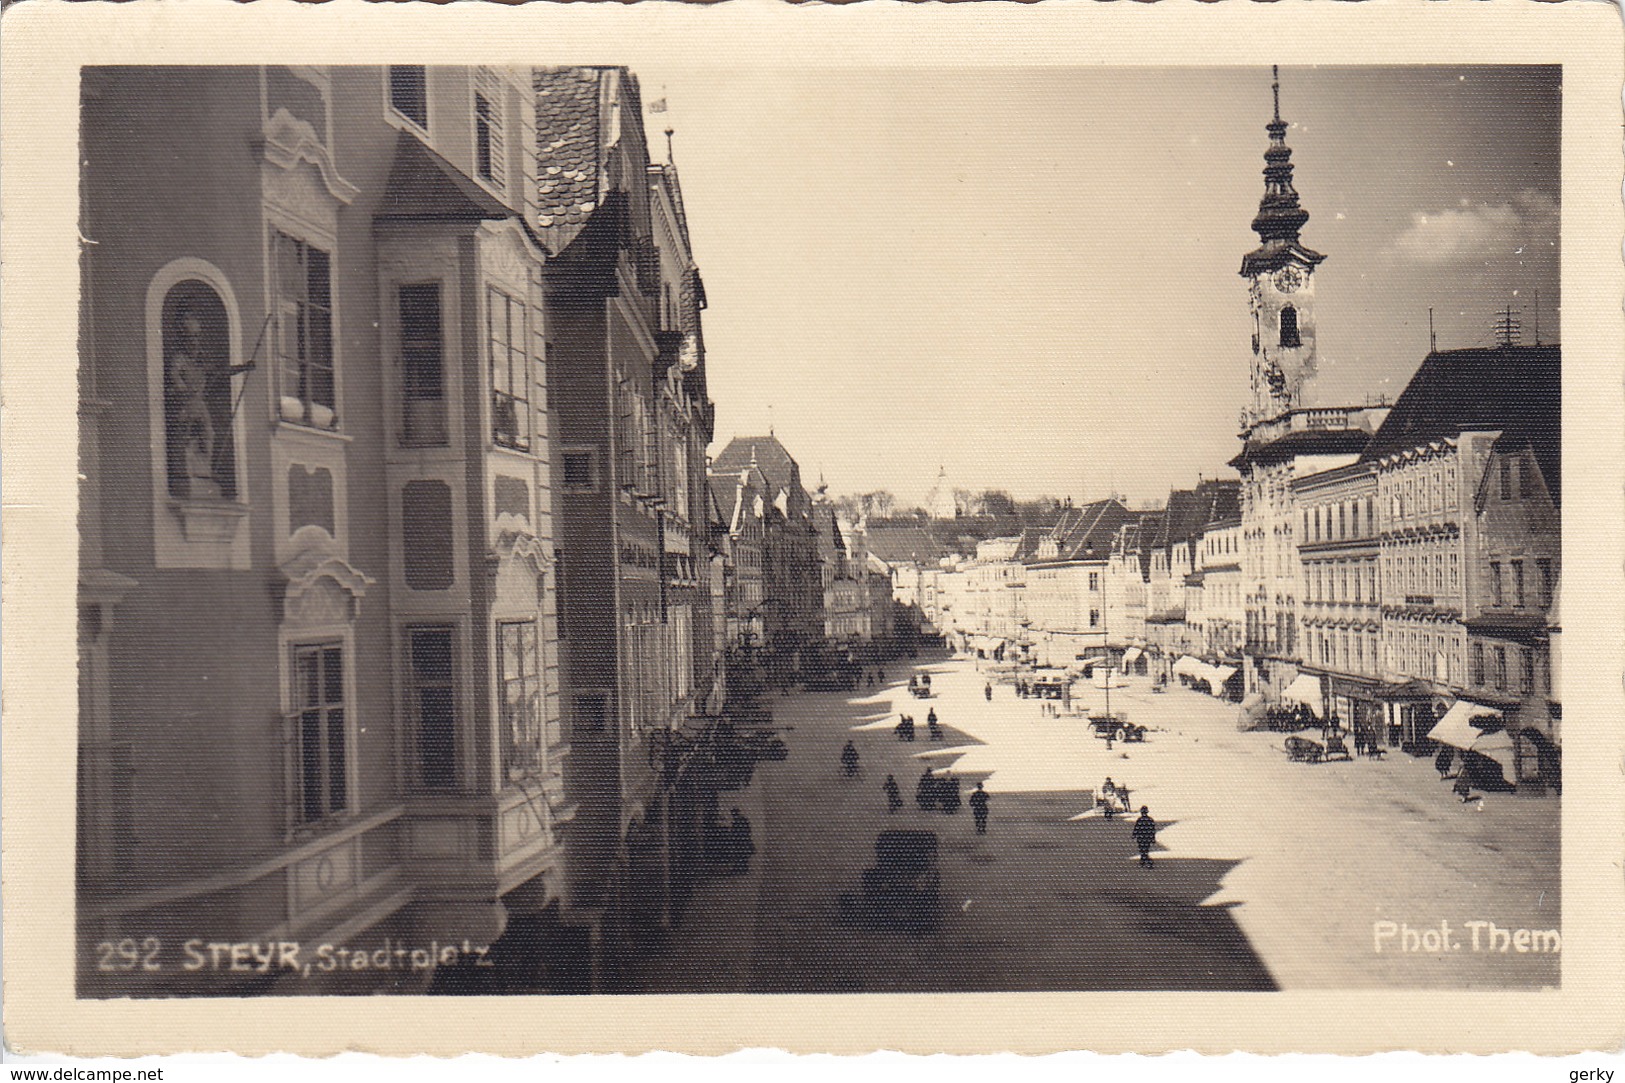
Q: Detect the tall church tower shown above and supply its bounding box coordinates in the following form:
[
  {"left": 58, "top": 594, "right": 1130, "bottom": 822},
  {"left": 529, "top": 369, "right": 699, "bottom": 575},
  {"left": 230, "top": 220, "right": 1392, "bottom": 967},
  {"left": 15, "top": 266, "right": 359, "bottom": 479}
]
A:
[
  {"left": 1240, "top": 67, "right": 1325, "bottom": 425},
  {"left": 926, "top": 466, "right": 958, "bottom": 520}
]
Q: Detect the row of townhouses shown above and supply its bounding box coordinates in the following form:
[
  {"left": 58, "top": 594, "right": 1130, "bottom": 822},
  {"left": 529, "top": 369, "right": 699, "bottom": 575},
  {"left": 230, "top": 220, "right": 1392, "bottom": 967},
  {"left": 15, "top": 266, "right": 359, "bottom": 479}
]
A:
[
  {"left": 77, "top": 64, "right": 859, "bottom": 996},
  {"left": 926, "top": 75, "right": 1560, "bottom": 792}
]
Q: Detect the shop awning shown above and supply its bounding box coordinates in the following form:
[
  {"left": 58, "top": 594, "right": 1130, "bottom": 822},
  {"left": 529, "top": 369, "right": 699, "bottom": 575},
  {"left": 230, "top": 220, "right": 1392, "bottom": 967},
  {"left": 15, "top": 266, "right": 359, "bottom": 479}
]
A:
[
  {"left": 1121, "top": 646, "right": 1144, "bottom": 666},
  {"left": 1204, "top": 665, "right": 1238, "bottom": 692},
  {"left": 1281, "top": 674, "right": 1324, "bottom": 717},
  {"left": 1427, "top": 701, "right": 1502, "bottom": 751},
  {"left": 1172, "top": 655, "right": 1204, "bottom": 678},
  {"left": 1377, "top": 678, "right": 1435, "bottom": 701},
  {"left": 1469, "top": 729, "right": 1516, "bottom": 774}
]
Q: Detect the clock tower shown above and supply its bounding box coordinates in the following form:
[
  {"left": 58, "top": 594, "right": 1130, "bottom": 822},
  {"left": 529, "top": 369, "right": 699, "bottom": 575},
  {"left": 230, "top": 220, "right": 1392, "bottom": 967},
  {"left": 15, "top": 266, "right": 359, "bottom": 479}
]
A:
[{"left": 1240, "top": 67, "right": 1325, "bottom": 425}]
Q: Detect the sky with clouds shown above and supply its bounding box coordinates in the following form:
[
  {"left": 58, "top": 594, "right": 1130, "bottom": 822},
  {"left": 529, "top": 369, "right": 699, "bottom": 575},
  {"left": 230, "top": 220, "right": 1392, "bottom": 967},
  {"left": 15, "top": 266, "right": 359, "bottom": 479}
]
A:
[{"left": 637, "top": 65, "right": 1560, "bottom": 507}]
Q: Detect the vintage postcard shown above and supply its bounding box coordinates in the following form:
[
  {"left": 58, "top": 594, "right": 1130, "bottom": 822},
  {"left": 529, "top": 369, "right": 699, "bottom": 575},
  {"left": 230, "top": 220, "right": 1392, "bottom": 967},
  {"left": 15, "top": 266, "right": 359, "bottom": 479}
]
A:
[{"left": 2, "top": 0, "right": 1622, "bottom": 1059}]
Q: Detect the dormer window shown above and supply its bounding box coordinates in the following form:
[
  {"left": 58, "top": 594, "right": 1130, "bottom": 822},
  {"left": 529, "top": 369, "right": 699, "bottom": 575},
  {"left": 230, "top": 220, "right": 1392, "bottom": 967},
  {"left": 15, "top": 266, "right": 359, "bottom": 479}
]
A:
[
  {"left": 390, "top": 66, "right": 428, "bottom": 130},
  {"left": 1279, "top": 305, "right": 1301, "bottom": 348}
]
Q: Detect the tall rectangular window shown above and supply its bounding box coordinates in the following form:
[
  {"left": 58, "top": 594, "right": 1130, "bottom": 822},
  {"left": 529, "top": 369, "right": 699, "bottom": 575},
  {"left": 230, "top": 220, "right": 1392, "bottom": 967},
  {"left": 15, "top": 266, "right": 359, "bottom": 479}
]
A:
[
  {"left": 499, "top": 621, "right": 541, "bottom": 781},
  {"left": 488, "top": 287, "right": 529, "bottom": 450},
  {"left": 474, "top": 71, "right": 505, "bottom": 189},
  {"left": 389, "top": 65, "right": 428, "bottom": 129},
  {"left": 1512, "top": 560, "right": 1526, "bottom": 608},
  {"left": 1469, "top": 641, "right": 1484, "bottom": 686},
  {"left": 291, "top": 643, "right": 347, "bottom": 825},
  {"left": 1499, "top": 459, "right": 1513, "bottom": 500},
  {"left": 408, "top": 626, "right": 456, "bottom": 790},
  {"left": 1537, "top": 558, "right": 1553, "bottom": 606},
  {"left": 399, "top": 283, "right": 445, "bottom": 446},
  {"left": 273, "top": 231, "right": 334, "bottom": 424},
  {"left": 1517, "top": 648, "right": 1534, "bottom": 695},
  {"left": 1519, "top": 456, "right": 1534, "bottom": 499},
  {"left": 1492, "top": 645, "right": 1508, "bottom": 692},
  {"left": 1490, "top": 562, "right": 1503, "bottom": 606}
]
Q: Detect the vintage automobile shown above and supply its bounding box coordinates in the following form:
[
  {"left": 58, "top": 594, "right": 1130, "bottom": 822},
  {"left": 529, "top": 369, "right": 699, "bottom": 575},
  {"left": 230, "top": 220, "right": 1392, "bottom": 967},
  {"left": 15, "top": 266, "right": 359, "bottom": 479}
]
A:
[
  {"left": 838, "top": 830, "right": 941, "bottom": 932},
  {"left": 1088, "top": 713, "right": 1146, "bottom": 742}
]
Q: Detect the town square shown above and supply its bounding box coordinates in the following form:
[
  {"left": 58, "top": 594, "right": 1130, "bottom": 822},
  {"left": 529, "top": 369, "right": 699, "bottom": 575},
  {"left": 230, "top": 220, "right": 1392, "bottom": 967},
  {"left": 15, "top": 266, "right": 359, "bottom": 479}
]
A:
[{"left": 67, "top": 61, "right": 1561, "bottom": 998}]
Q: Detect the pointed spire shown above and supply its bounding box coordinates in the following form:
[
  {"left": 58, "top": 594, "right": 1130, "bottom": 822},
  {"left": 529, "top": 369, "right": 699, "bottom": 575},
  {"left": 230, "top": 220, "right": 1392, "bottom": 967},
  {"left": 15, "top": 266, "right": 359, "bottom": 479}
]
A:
[{"left": 1240, "top": 66, "right": 1326, "bottom": 277}]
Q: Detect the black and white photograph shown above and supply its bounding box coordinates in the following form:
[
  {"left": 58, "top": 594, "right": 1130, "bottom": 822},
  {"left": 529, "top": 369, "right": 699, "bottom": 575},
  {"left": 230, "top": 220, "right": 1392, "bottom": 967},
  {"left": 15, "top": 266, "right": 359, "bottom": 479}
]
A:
[{"left": 5, "top": 0, "right": 1623, "bottom": 1060}]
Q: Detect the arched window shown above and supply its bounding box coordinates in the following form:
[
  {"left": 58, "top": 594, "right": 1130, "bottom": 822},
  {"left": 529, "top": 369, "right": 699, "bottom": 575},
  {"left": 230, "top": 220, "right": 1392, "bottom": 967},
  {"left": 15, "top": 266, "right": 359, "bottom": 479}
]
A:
[
  {"left": 161, "top": 281, "right": 238, "bottom": 500},
  {"left": 1279, "top": 305, "right": 1301, "bottom": 348}
]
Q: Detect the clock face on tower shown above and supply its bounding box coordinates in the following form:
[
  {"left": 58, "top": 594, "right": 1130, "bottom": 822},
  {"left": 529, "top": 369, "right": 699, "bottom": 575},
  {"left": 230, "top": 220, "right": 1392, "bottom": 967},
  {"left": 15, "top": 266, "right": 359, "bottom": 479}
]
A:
[{"left": 1273, "top": 267, "right": 1304, "bottom": 294}]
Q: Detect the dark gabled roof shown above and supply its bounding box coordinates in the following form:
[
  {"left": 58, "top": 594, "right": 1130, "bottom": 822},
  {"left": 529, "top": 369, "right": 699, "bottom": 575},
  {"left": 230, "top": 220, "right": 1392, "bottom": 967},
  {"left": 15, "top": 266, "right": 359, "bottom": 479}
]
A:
[
  {"left": 1039, "top": 499, "right": 1133, "bottom": 562},
  {"left": 376, "top": 130, "right": 517, "bottom": 223},
  {"left": 812, "top": 503, "right": 846, "bottom": 560},
  {"left": 712, "top": 436, "right": 800, "bottom": 498},
  {"left": 1160, "top": 490, "right": 1204, "bottom": 547},
  {"left": 1361, "top": 345, "right": 1560, "bottom": 498},
  {"left": 864, "top": 525, "right": 951, "bottom": 566}
]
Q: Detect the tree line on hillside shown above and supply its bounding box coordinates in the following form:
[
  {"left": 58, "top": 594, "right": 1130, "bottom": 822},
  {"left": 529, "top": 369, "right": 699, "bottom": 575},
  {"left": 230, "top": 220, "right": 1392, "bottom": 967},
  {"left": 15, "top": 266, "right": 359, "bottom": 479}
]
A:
[{"left": 831, "top": 489, "right": 1078, "bottom": 547}]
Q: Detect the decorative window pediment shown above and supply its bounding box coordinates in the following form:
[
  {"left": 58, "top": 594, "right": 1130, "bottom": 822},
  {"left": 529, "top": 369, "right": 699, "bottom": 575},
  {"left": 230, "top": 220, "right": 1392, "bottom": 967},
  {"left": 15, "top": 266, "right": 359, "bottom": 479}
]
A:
[
  {"left": 280, "top": 549, "right": 375, "bottom": 626},
  {"left": 493, "top": 529, "right": 549, "bottom": 575},
  {"left": 261, "top": 108, "right": 360, "bottom": 205}
]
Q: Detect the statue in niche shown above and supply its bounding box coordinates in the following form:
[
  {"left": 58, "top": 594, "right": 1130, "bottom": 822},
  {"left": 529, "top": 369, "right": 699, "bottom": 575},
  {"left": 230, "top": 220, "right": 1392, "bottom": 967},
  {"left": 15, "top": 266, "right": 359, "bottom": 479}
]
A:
[{"left": 163, "top": 284, "right": 250, "bottom": 500}]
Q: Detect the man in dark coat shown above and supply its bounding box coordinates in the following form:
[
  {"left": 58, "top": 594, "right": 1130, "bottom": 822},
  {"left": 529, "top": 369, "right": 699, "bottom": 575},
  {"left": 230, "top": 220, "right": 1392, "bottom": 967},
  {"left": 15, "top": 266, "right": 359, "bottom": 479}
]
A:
[
  {"left": 968, "top": 782, "right": 990, "bottom": 834},
  {"left": 1132, "top": 806, "right": 1158, "bottom": 867},
  {"left": 883, "top": 774, "right": 903, "bottom": 813}
]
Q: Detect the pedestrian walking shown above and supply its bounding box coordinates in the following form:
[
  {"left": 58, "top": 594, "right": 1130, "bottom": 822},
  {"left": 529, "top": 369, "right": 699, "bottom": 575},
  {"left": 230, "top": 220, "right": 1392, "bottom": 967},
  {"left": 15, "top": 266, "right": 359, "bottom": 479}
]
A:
[
  {"left": 1132, "top": 806, "right": 1158, "bottom": 867},
  {"left": 883, "top": 774, "right": 903, "bottom": 813},
  {"left": 1101, "top": 777, "right": 1117, "bottom": 819},
  {"left": 985, "top": 683, "right": 993, "bottom": 702},
  {"left": 969, "top": 782, "right": 990, "bottom": 835},
  {"left": 916, "top": 767, "right": 937, "bottom": 811},
  {"left": 1435, "top": 745, "right": 1455, "bottom": 780},
  {"left": 840, "top": 740, "right": 859, "bottom": 778}
]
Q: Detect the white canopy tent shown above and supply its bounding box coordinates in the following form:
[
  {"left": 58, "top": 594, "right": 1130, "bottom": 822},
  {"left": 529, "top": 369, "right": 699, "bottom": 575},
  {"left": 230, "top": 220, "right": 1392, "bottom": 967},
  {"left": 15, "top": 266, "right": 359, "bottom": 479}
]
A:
[
  {"left": 1121, "top": 646, "right": 1144, "bottom": 667},
  {"left": 1172, "top": 656, "right": 1204, "bottom": 678},
  {"left": 1427, "top": 701, "right": 1502, "bottom": 751},
  {"left": 1203, "top": 665, "right": 1238, "bottom": 694},
  {"left": 1468, "top": 729, "right": 1516, "bottom": 774},
  {"left": 1280, "top": 674, "right": 1324, "bottom": 717}
]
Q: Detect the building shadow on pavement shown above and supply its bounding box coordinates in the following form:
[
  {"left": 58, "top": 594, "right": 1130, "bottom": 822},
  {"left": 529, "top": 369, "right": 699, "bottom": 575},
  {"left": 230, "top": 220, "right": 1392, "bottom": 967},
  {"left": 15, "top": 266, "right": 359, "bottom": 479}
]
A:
[{"left": 747, "top": 786, "right": 1276, "bottom": 993}]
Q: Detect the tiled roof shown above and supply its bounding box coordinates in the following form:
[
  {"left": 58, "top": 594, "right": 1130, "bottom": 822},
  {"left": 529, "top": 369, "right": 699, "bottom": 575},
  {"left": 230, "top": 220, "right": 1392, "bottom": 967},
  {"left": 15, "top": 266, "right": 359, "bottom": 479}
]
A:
[
  {"left": 533, "top": 67, "right": 604, "bottom": 244},
  {"left": 1027, "top": 499, "right": 1133, "bottom": 563},
  {"left": 712, "top": 436, "right": 801, "bottom": 499},
  {"left": 1361, "top": 345, "right": 1560, "bottom": 498}
]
